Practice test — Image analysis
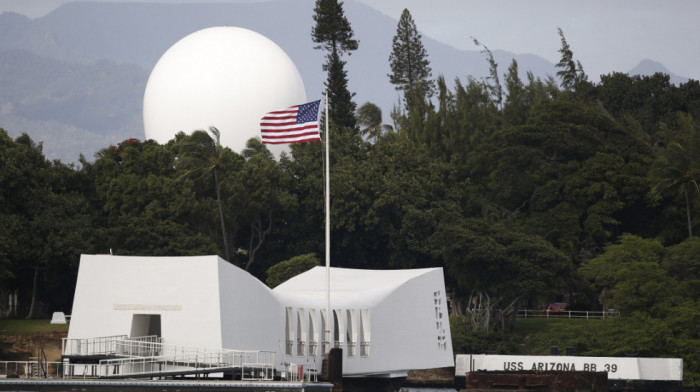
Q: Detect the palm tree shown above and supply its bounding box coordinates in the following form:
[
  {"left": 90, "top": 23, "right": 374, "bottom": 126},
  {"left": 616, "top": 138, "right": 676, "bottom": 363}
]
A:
[
  {"left": 242, "top": 137, "right": 273, "bottom": 160},
  {"left": 356, "top": 102, "right": 392, "bottom": 143},
  {"left": 177, "top": 127, "right": 232, "bottom": 260},
  {"left": 649, "top": 113, "right": 700, "bottom": 239}
]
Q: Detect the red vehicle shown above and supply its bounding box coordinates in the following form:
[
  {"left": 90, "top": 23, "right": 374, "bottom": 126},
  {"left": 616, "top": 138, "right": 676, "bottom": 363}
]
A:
[{"left": 545, "top": 302, "right": 568, "bottom": 316}]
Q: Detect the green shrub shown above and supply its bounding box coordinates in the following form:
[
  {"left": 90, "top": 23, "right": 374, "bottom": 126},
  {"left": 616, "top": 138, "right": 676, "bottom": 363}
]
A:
[{"left": 266, "top": 253, "right": 320, "bottom": 288}]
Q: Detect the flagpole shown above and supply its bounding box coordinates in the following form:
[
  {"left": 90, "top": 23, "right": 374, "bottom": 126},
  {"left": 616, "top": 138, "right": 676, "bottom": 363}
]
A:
[{"left": 324, "top": 86, "right": 331, "bottom": 354}]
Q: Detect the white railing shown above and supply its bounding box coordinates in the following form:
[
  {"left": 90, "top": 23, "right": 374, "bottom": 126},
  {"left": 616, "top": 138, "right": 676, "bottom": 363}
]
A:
[
  {"left": 61, "top": 335, "right": 276, "bottom": 380},
  {"left": 0, "top": 361, "right": 64, "bottom": 379},
  {"left": 242, "top": 359, "right": 275, "bottom": 381},
  {"left": 62, "top": 335, "right": 163, "bottom": 357},
  {"left": 114, "top": 336, "right": 164, "bottom": 357},
  {"left": 62, "top": 335, "right": 129, "bottom": 356},
  {"left": 285, "top": 363, "right": 318, "bottom": 382},
  {"left": 97, "top": 349, "right": 275, "bottom": 379},
  {"left": 517, "top": 309, "right": 620, "bottom": 319}
]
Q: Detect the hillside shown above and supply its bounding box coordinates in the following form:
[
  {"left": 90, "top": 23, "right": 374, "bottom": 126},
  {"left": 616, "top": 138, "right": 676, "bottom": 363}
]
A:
[
  {"left": 0, "top": 1, "right": 690, "bottom": 163},
  {"left": 0, "top": 48, "right": 147, "bottom": 162},
  {"left": 0, "top": 1, "right": 556, "bottom": 162}
]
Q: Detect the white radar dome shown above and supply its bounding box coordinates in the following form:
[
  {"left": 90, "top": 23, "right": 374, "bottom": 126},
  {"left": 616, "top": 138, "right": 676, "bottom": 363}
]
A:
[{"left": 143, "top": 26, "right": 306, "bottom": 158}]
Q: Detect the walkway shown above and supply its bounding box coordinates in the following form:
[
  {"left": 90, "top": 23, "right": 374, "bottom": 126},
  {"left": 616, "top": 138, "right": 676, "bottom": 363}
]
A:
[{"left": 62, "top": 336, "right": 275, "bottom": 380}]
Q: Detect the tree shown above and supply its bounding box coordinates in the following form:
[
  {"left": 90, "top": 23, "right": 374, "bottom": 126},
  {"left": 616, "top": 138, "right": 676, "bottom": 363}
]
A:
[
  {"left": 266, "top": 253, "right": 320, "bottom": 288},
  {"left": 92, "top": 138, "right": 218, "bottom": 257},
  {"left": 312, "top": 0, "right": 358, "bottom": 128},
  {"left": 0, "top": 130, "right": 22, "bottom": 286},
  {"left": 0, "top": 132, "right": 91, "bottom": 318},
  {"left": 577, "top": 235, "right": 700, "bottom": 383},
  {"left": 311, "top": 0, "right": 358, "bottom": 56},
  {"left": 1, "top": 132, "right": 49, "bottom": 317},
  {"left": 25, "top": 182, "right": 91, "bottom": 318},
  {"left": 649, "top": 113, "right": 700, "bottom": 239},
  {"left": 388, "top": 9, "right": 434, "bottom": 102},
  {"left": 434, "top": 217, "right": 573, "bottom": 332},
  {"left": 580, "top": 234, "right": 669, "bottom": 315},
  {"left": 356, "top": 102, "right": 392, "bottom": 142},
  {"left": 503, "top": 59, "right": 528, "bottom": 125},
  {"left": 175, "top": 128, "right": 236, "bottom": 260},
  {"left": 7, "top": 134, "right": 51, "bottom": 319},
  {"left": 326, "top": 50, "right": 357, "bottom": 129},
  {"left": 242, "top": 137, "right": 273, "bottom": 160},
  {"left": 555, "top": 27, "right": 588, "bottom": 92},
  {"left": 472, "top": 38, "right": 502, "bottom": 108},
  {"left": 230, "top": 138, "right": 298, "bottom": 271}
]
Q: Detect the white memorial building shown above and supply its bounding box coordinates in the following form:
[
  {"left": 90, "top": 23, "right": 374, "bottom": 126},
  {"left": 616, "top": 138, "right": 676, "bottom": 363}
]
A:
[{"left": 65, "top": 254, "right": 453, "bottom": 379}]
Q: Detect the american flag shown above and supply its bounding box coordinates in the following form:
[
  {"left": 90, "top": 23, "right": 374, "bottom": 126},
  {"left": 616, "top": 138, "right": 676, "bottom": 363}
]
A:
[{"left": 260, "top": 100, "right": 321, "bottom": 144}]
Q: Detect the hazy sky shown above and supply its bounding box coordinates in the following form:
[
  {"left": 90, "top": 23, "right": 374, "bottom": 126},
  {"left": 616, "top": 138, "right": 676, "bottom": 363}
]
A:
[{"left": 1, "top": 0, "right": 699, "bottom": 81}]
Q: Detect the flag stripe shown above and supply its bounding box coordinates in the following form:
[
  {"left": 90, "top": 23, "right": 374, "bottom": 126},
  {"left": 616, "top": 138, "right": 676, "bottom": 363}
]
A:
[
  {"left": 262, "top": 130, "right": 321, "bottom": 139},
  {"left": 261, "top": 114, "right": 297, "bottom": 120},
  {"left": 261, "top": 123, "right": 319, "bottom": 131},
  {"left": 260, "top": 100, "right": 321, "bottom": 144}
]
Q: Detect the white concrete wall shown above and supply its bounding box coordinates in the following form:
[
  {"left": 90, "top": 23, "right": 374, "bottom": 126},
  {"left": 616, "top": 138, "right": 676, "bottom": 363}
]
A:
[
  {"left": 68, "top": 255, "right": 223, "bottom": 349},
  {"left": 217, "top": 258, "right": 282, "bottom": 354},
  {"left": 345, "top": 268, "right": 454, "bottom": 375},
  {"left": 269, "top": 267, "right": 454, "bottom": 376}
]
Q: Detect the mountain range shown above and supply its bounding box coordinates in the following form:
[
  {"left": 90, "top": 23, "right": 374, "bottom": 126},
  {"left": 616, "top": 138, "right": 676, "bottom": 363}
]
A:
[{"left": 0, "top": 1, "right": 690, "bottom": 163}]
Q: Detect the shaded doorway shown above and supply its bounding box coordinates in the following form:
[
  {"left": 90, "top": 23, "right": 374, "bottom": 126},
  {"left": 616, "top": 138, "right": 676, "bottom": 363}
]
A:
[{"left": 130, "top": 314, "right": 161, "bottom": 337}]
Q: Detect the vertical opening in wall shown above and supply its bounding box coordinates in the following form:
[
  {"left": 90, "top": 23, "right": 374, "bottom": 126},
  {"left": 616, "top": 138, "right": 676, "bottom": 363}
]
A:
[
  {"left": 285, "top": 307, "right": 293, "bottom": 355},
  {"left": 346, "top": 309, "right": 356, "bottom": 357},
  {"left": 321, "top": 309, "right": 330, "bottom": 354},
  {"left": 434, "top": 291, "right": 447, "bottom": 350},
  {"left": 308, "top": 309, "right": 318, "bottom": 356},
  {"left": 360, "top": 309, "right": 370, "bottom": 357},
  {"left": 297, "top": 308, "right": 305, "bottom": 356},
  {"left": 333, "top": 309, "right": 344, "bottom": 349},
  {"left": 130, "top": 314, "right": 161, "bottom": 338}
]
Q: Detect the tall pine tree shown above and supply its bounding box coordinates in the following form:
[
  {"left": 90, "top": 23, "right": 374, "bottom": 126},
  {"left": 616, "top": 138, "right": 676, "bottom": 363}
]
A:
[
  {"left": 312, "top": 0, "right": 358, "bottom": 129},
  {"left": 312, "top": 0, "right": 358, "bottom": 56},
  {"left": 555, "top": 27, "right": 588, "bottom": 92},
  {"left": 388, "top": 9, "right": 435, "bottom": 104}
]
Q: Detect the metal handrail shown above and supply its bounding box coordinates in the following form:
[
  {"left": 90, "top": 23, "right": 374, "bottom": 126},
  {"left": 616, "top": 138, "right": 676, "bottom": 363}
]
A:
[
  {"left": 61, "top": 335, "right": 276, "bottom": 380},
  {"left": 97, "top": 350, "right": 275, "bottom": 378},
  {"left": 37, "top": 346, "right": 48, "bottom": 378},
  {"left": 0, "top": 361, "right": 64, "bottom": 379},
  {"left": 62, "top": 335, "right": 129, "bottom": 356},
  {"left": 285, "top": 362, "right": 318, "bottom": 382},
  {"left": 517, "top": 309, "right": 621, "bottom": 319},
  {"left": 62, "top": 335, "right": 164, "bottom": 357}
]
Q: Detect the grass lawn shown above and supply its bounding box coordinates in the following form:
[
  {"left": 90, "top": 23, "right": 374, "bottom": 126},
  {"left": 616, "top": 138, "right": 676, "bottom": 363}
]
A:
[{"left": 0, "top": 319, "right": 69, "bottom": 335}]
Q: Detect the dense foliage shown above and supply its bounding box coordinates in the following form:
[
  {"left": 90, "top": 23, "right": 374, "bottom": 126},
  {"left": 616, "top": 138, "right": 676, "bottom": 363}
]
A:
[
  {"left": 266, "top": 253, "right": 321, "bottom": 288},
  {"left": 1, "top": 9, "right": 699, "bottom": 384}
]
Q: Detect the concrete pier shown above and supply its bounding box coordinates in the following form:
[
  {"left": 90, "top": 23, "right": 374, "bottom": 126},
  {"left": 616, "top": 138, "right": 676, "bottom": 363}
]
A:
[{"left": 0, "top": 379, "right": 332, "bottom": 392}]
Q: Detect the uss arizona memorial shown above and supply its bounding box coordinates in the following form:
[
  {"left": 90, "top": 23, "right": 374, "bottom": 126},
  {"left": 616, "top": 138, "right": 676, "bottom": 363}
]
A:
[
  {"left": 61, "top": 254, "right": 683, "bottom": 388},
  {"left": 64, "top": 254, "right": 454, "bottom": 379}
]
